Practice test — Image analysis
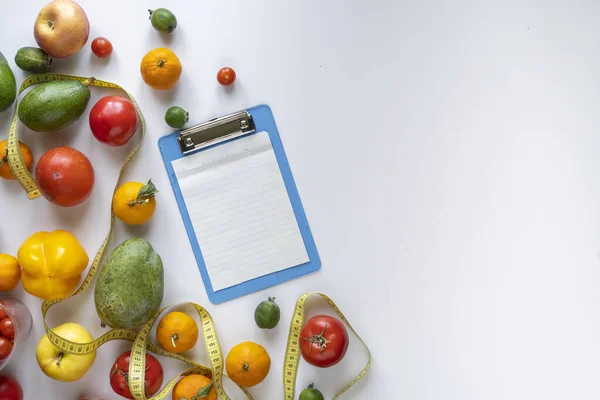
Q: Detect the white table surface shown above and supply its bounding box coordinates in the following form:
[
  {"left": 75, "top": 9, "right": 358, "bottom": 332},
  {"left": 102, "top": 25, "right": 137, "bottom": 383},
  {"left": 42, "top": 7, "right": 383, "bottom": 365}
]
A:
[{"left": 2, "top": 1, "right": 600, "bottom": 399}]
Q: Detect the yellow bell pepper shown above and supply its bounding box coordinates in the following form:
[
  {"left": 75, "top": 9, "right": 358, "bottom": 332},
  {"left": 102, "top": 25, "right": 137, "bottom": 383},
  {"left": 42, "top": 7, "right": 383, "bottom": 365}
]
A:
[{"left": 17, "top": 230, "right": 89, "bottom": 301}]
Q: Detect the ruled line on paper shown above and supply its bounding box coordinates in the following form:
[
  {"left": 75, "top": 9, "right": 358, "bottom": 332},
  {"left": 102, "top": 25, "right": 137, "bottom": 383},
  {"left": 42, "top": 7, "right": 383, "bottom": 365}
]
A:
[{"left": 172, "top": 131, "right": 309, "bottom": 291}]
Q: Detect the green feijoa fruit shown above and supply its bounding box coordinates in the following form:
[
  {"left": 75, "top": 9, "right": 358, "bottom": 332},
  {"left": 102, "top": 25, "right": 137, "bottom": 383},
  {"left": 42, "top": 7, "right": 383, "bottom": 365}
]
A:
[
  {"left": 18, "top": 80, "right": 91, "bottom": 132},
  {"left": 149, "top": 8, "right": 178, "bottom": 34},
  {"left": 0, "top": 51, "right": 16, "bottom": 112},
  {"left": 254, "top": 297, "right": 281, "bottom": 329},
  {"left": 15, "top": 47, "right": 52, "bottom": 73},
  {"left": 165, "top": 106, "right": 189, "bottom": 128},
  {"left": 299, "top": 384, "right": 325, "bottom": 400}
]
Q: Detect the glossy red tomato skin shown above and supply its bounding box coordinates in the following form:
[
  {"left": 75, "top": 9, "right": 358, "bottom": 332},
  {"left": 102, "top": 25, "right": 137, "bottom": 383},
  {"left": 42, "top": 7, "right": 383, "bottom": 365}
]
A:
[
  {"left": 217, "top": 67, "right": 236, "bottom": 86},
  {"left": 300, "top": 315, "right": 349, "bottom": 368},
  {"left": 110, "top": 351, "right": 163, "bottom": 399},
  {"left": 35, "top": 147, "right": 95, "bottom": 207},
  {"left": 89, "top": 96, "right": 139, "bottom": 147},
  {"left": 0, "top": 309, "right": 6, "bottom": 321},
  {"left": 0, "top": 337, "right": 12, "bottom": 360},
  {"left": 0, "top": 319, "right": 13, "bottom": 340},
  {"left": 91, "top": 37, "right": 113, "bottom": 58},
  {"left": 0, "top": 376, "right": 22, "bottom": 400}
]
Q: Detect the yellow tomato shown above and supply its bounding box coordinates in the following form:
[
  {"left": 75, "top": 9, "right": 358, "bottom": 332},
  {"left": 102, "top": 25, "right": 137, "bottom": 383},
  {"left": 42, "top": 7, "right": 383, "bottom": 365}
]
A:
[
  {"left": 226, "top": 342, "right": 271, "bottom": 387},
  {"left": 0, "top": 254, "right": 21, "bottom": 291},
  {"left": 112, "top": 180, "right": 158, "bottom": 225},
  {"left": 17, "top": 230, "right": 89, "bottom": 300},
  {"left": 156, "top": 311, "right": 199, "bottom": 354}
]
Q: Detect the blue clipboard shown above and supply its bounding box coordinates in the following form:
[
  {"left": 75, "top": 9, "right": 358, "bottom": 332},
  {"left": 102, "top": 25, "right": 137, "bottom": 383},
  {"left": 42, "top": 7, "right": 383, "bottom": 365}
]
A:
[{"left": 158, "top": 104, "right": 321, "bottom": 304}]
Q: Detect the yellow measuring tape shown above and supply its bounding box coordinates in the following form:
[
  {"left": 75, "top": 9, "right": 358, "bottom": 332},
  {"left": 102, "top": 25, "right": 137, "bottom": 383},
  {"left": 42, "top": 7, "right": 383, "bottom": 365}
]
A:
[{"left": 6, "top": 74, "right": 370, "bottom": 399}]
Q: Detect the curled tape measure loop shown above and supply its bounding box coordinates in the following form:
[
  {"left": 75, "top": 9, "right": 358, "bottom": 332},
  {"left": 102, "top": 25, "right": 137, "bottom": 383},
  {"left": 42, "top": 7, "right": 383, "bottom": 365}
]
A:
[{"left": 283, "top": 292, "right": 371, "bottom": 399}]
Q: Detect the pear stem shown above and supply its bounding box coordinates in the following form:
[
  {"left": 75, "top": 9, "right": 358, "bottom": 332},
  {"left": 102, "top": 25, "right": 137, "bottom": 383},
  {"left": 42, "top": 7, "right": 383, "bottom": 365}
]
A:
[{"left": 56, "top": 353, "right": 64, "bottom": 366}]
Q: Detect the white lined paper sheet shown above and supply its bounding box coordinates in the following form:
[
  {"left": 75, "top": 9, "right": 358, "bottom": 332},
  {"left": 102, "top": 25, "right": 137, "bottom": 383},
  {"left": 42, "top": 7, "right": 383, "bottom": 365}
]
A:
[{"left": 171, "top": 131, "right": 309, "bottom": 291}]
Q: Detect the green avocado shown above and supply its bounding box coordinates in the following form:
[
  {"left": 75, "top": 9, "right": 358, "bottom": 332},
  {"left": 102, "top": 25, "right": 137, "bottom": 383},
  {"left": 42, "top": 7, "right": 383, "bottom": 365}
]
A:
[
  {"left": 18, "top": 80, "right": 91, "bottom": 132},
  {"left": 0, "top": 51, "right": 16, "bottom": 112},
  {"left": 94, "top": 238, "right": 164, "bottom": 330}
]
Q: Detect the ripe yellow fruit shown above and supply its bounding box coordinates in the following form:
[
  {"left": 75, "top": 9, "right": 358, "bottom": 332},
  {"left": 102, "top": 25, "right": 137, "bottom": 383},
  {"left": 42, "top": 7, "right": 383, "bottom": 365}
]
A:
[
  {"left": 226, "top": 342, "right": 271, "bottom": 387},
  {"left": 156, "top": 311, "right": 199, "bottom": 354},
  {"left": 140, "top": 48, "right": 182, "bottom": 90},
  {"left": 0, "top": 254, "right": 20, "bottom": 291},
  {"left": 112, "top": 180, "right": 158, "bottom": 225}
]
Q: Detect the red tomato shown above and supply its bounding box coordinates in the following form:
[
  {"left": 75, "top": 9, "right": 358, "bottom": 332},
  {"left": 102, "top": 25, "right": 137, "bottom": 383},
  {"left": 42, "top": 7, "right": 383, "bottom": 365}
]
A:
[
  {"left": 217, "top": 67, "right": 236, "bottom": 86},
  {"left": 35, "top": 147, "right": 95, "bottom": 207},
  {"left": 91, "top": 37, "right": 113, "bottom": 58},
  {"left": 110, "top": 350, "right": 163, "bottom": 399},
  {"left": 300, "top": 315, "right": 349, "bottom": 368},
  {"left": 0, "top": 309, "right": 6, "bottom": 321},
  {"left": 89, "top": 96, "right": 139, "bottom": 147},
  {"left": 0, "top": 319, "right": 13, "bottom": 340},
  {"left": 0, "top": 376, "right": 22, "bottom": 400},
  {"left": 0, "top": 338, "right": 12, "bottom": 360}
]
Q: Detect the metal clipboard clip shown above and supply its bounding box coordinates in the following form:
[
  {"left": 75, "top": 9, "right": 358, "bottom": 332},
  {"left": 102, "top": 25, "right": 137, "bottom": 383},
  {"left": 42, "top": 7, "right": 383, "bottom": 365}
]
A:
[{"left": 177, "top": 110, "right": 256, "bottom": 154}]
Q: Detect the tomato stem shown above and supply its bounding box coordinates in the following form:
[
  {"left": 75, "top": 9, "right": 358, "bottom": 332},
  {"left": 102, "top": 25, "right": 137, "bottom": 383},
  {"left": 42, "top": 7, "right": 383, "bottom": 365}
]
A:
[
  {"left": 148, "top": 9, "right": 154, "bottom": 19},
  {"left": 301, "top": 323, "right": 331, "bottom": 354}
]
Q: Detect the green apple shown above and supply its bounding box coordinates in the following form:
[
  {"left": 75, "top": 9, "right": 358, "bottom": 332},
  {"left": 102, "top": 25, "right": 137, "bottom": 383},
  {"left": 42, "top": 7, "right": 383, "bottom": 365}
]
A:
[{"left": 35, "top": 322, "right": 96, "bottom": 382}]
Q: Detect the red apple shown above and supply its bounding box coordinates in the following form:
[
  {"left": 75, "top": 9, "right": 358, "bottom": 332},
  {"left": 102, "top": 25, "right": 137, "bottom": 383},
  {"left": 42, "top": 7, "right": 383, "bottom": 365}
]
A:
[
  {"left": 34, "top": 0, "right": 90, "bottom": 58},
  {"left": 35, "top": 147, "right": 95, "bottom": 207}
]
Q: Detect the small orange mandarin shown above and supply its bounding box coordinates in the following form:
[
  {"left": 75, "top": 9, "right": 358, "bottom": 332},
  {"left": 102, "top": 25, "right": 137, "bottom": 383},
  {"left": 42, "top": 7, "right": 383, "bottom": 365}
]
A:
[
  {"left": 226, "top": 341, "right": 271, "bottom": 387},
  {"left": 112, "top": 181, "right": 158, "bottom": 225},
  {"left": 140, "top": 47, "right": 182, "bottom": 90},
  {"left": 156, "top": 311, "right": 199, "bottom": 354},
  {"left": 172, "top": 374, "right": 217, "bottom": 400},
  {"left": 0, "top": 140, "right": 33, "bottom": 180}
]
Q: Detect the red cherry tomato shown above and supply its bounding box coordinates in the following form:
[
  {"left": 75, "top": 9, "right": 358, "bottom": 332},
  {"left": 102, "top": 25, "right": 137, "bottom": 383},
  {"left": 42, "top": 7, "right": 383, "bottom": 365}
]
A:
[
  {"left": 300, "top": 315, "right": 349, "bottom": 368},
  {"left": 0, "top": 337, "right": 13, "bottom": 360},
  {"left": 35, "top": 147, "right": 95, "bottom": 207},
  {"left": 91, "top": 37, "right": 113, "bottom": 58},
  {"left": 89, "top": 96, "right": 139, "bottom": 147},
  {"left": 0, "top": 376, "right": 23, "bottom": 400},
  {"left": 0, "top": 319, "right": 13, "bottom": 340},
  {"left": 0, "top": 309, "right": 7, "bottom": 321},
  {"left": 217, "top": 67, "right": 236, "bottom": 86},
  {"left": 110, "top": 350, "right": 163, "bottom": 399}
]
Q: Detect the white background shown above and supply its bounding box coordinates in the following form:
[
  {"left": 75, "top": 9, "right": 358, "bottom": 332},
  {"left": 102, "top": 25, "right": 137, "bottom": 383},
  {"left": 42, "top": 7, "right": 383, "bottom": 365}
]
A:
[{"left": 1, "top": 1, "right": 600, "bottom": 399}]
